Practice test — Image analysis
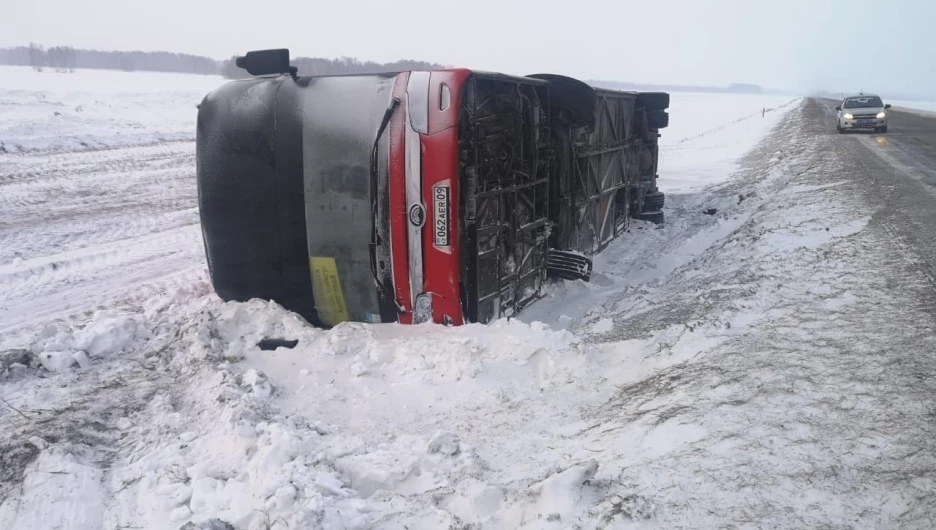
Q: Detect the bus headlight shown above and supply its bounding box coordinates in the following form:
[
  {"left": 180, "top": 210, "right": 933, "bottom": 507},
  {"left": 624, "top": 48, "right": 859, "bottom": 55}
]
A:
[{"left": 414, "top": 293, "right": 433, "bottom": 324}]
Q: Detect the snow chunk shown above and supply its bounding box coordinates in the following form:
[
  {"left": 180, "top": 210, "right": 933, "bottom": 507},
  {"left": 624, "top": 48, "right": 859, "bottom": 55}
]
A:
[
  {"left": 33, "top": 312, "right": 149, "bottom": 366},
  {"left": 72, "top": 313, "right": 147, "bottom": 357},
  {"left": 38, "top": 350, "right": 78, "bottom": 372},
  {"left": 590, "top": 318, "right": 614, "bottom": 334},
  {"left": 336, "top": 434, "right": 481, "bottom": 498},
  {"left": 170, "top": 505, "right": 192, "bottom": 522},
  {"left": 241, "top": 369, "right": 273, "bottom": 399},
  {"left": 313, "top": 475, "right": 348, "bottom": 497},
  {"left": 525, "top": 461, "right": 600, "bottom": 520},
  {"left": 426, "top": 432, "right": 461, "bottom": 456},
  {"left": 72, "top": 350, "right": 91, "bottom": 369},
  {"left": 157, "top": 482, "right": 193, "bottom": 509},
  {"left": 266, "top": 484, "right": 297, "bottom": 511}
]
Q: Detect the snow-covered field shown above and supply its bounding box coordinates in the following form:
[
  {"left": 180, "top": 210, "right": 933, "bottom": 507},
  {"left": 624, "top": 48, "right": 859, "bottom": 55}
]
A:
[
  {"left": 6, "top": 67, "right": 933, "bottom": 529},
  {"left": 657, "top": 93, "right": 798, "bottom": 193},
  {"left": 890, "top": 99, "right": 936, "bottom": 114},
  {"left": 0, "top": 66, "right": 224, "bottom": 153}
]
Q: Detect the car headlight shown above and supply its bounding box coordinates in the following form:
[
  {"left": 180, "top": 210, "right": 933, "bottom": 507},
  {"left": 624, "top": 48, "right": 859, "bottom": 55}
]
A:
[
  {"left": 876, "top": 112, "right": 886, "bottom": 118},
  {"left": 413, "top": 293, "right": 433, "bottom": 324},
  {"left": 843, "top": 113, "right": 854, "bottom": 119}
]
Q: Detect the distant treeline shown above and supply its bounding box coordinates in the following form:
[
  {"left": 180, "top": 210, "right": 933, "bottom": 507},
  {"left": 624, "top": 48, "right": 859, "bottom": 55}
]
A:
[
  {"left": 220, "top": 55, "right": 447, "bottom": 79},
  {"left": 591, "top": 79, "right": 765, "bottom": 95},
  {"left": 0, "top": 45, "right": 445, "bottom": 78},
  {"left": 1, "top": 44, "right": 217, "bottom": 74},
  {"left": 1, "top": 44, "right": 771, "bottom": 95}
]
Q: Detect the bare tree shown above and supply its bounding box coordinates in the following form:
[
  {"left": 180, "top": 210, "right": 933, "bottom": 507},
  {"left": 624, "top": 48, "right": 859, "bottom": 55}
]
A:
[
  {"left": 27, "top": 42, "right": 46, "bottom": 72},
  {"left": 2, "top": 45, "right": 221, "bottom": 75},
  {"left": 46, "top": 46, "right": 77, "bottom": 73},
  {"left": 50, "top": 46, "right": 62, "bottom": 72}
]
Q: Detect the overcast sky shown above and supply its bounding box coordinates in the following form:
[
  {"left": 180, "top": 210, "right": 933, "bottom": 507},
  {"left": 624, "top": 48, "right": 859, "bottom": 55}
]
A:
[{"left": 3, "top": 0, "right": 934, "bottom": 96}]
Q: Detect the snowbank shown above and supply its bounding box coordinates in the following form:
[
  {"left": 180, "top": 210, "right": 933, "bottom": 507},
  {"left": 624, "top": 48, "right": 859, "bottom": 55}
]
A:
[{"left": 104, "top": 299, "right": 624, "bottom": 529}]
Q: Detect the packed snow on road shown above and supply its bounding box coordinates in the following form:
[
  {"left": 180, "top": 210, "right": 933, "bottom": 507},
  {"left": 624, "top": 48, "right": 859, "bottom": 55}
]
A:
[{"left": 2, "top": 67, "right": 934, "bottom": 530}]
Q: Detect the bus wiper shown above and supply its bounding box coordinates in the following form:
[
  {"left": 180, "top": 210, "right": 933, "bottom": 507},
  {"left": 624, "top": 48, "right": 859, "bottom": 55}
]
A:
[{"left": 369, "top": 97, "right": 405, "bottom": 315}]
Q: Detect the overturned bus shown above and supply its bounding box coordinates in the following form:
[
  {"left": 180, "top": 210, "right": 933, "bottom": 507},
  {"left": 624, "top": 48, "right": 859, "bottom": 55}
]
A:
[{"left": 196, "top": 49, "right": 670, "bottom": 327}]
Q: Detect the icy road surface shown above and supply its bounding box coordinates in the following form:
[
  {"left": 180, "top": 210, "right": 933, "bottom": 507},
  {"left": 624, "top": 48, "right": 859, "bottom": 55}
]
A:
[{"left": 3, "top": 67, "right": 936, "bottom": 529}]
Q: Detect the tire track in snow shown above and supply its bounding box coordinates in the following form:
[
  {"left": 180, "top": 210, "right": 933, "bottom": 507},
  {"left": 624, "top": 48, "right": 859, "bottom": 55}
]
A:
[
  {"left": 0, "top": 142, "right": 193, "bottom": 184},
  {"left": 0, "top": 141, "right": 207, "bottom": 337},
  {"left": 0, "top": 223, "right": 201, "bottom": 297},
  {"left": 0, "top": 138, "right": 194, "bottom": 162},
  {"left": 0, "top": 142, "right": 199, "bottom": 261}
]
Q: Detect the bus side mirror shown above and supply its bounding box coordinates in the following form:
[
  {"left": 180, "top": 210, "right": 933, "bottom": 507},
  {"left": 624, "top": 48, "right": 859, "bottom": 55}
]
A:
[{"left": 236, "top": 49, "right": 297, "bottom": 78}]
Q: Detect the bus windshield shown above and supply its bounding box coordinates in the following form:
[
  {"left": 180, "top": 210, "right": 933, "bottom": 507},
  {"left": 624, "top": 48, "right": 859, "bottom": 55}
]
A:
[{"left": 300, "top": 75, "right": 397, "bottom": 325}]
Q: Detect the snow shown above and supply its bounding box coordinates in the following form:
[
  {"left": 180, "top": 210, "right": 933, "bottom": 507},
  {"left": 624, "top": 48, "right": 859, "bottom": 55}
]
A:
[
  {"left": 889, "top": 99, "right": 936, "bottom": 115},
  {"left": 5, "top": 70, "right": 934, "bottom": 528},
  {"left": 0, "top": 447, "right": 107, "bottom": 530},
  {"left": 0, "top": 65, "right": 223, "bottom": 153},
  {"left": 658, "top": 93, "right": 799, "bottom": 193}
]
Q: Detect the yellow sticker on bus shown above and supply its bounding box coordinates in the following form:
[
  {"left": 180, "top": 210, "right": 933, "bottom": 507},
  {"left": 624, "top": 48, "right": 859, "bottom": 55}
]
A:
[{"left": 309, "top": 257, "right": 350, "bottom": 326}]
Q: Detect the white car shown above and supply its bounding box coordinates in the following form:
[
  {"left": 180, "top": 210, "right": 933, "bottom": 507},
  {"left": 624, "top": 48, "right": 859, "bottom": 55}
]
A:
[{"left": 836, "top": 94, "right": 891, "bottom": 133}]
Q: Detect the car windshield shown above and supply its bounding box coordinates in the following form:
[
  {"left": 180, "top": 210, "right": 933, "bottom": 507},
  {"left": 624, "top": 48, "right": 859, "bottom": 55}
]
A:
[{"left": 843, "top": 96, "right": 884, "bottom": 108}]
